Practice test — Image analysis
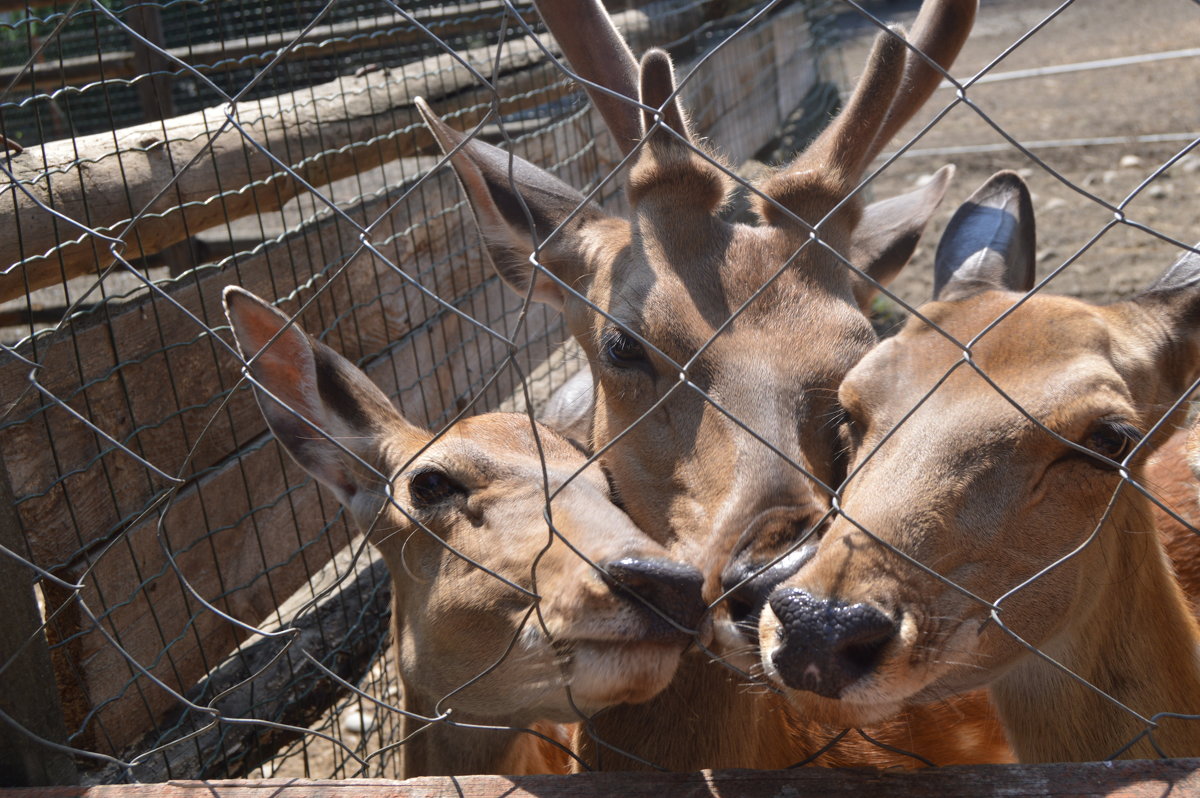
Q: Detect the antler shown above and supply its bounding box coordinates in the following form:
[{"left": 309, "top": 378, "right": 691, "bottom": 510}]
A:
[
  {"left": 534, "top": 0, "right": 642, "bottom": 155},
  {"left": 872, "top": 0, "right": 977, "bottom": 158},
  {"left": 757, "top": 0, "right": 976, "bottom": 226}
]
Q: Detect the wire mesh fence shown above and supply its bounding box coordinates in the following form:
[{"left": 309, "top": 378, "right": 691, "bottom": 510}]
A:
[{"left": 0, "top": 0, "right": 1198, "bottom": 787}]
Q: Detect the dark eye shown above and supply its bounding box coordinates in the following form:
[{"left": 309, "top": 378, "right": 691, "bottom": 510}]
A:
[
  {"left": 601, "top": 327, "right": 648, "bottom": 369},
  {"left": 409, "top": 468, "right": 465, "bottom": 506},
  {"left": 1083, "top": 421, "right": 1141, "bottom": 464}
]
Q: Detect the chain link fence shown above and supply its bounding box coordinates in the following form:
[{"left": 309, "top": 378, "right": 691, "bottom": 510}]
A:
[{"left": 1, "top": 0, "right": 1198, "bottom": 787}]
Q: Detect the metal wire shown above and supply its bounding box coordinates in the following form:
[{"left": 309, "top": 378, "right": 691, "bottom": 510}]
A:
[{"left": 0, "top": 0, "right": 1197, "bottom": 784}]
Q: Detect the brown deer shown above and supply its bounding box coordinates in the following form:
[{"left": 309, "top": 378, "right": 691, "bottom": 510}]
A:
[
  {"left": 754, "top": 170, "right": 1200, "bottom": 762},
  {"left": 222, "top": 286, "right": 708, "bottom": 776},
  {"left": 414, "top": 0, "right": 1008, "bottom": 770}
]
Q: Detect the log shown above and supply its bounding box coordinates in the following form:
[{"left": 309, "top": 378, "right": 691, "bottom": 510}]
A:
[
  {"left": 0, "top": 3, "right": 541, "bottom": 91},
  {"left": 0, "top": 0, "right": 702, "bottom": 304},
  {"left": 86, "top": 557, "right": 393, "bottom": 783},
  {"left": 7, "top": 759, "right": 1200, "bottom": 797}
]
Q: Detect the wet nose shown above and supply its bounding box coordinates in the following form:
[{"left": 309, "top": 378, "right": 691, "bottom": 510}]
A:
[
  {"left": 603, "top": 557, "right": 706, "bottom": 632},
  {"left": 720, "top": 542, "right": 817, "bottom": 632},
  {"left": 767, "top": 588, "right": 895, "bottom": 698}
]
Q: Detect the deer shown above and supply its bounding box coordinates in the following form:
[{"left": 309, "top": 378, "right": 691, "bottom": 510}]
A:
[
  {"left": 752, "top": 170, "right": 1200, "bottom": 762},
  {"left": 221, "top": 286, "right": 710, "bottom": 777},
  {"left": 412, "top": 0, "right": 1011, "bottom": 770}
]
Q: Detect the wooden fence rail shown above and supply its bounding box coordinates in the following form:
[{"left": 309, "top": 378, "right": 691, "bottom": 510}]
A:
[{"left": 7, "top": 759, "right": 1200, "bottom": 798}]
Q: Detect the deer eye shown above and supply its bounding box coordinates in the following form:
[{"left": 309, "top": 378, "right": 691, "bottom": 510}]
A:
[
  {"left": 409, "top": 468, "right": 465, "bottom": 506},
  {"left": 601, "top": 328, "right": 649, "bottom": 370},
  {"left": 1083, "top": 421, "right": 1141, "bottom": 465}
]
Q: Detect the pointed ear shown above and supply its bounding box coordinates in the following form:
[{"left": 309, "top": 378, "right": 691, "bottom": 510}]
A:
[
  {"left": 1133, "top": 243, "right": 1200, "bottom": 401},
  {"left": 222, "top": 286, "right": 423, "bottom": 510},
  {"left": 414, "top": 97, "right": 614, "bottom": 309},
  {"left": 933, "top": 170, "right": 1036, "bottom": 301},
  {"left": 849, "top": 164, "right": 954, "bottom": 309}
]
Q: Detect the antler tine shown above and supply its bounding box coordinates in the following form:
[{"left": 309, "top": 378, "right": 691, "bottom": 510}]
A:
[
  {"left": 869, "top": 0, "right": 978, "bottom": 161},
  {"left": 534, "top": 0, "right": 642, "bottom": 156},
  {"left": 798, "top": 28, "right": 907, "bottom": 180},
  {"left": 638, "top": 49, "right": 692, "bottom": 145}
]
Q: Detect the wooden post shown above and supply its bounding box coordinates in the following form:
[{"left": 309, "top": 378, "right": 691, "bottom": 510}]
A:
[{"left": 0, "top": 471, "right": 76, "bottom": 787}]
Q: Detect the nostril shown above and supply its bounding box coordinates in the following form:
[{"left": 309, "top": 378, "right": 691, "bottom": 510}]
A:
[
  {"left": 603, "top": 556, "right": 706, "bottom": 631},
  {"left": 836, "top": 614, "right": 894, "bottom": 674}
]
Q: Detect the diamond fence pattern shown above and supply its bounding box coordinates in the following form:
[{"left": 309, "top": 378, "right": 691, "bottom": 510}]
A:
[{"left": 0, "top": 0, "right": 1198, "bottom": 786}]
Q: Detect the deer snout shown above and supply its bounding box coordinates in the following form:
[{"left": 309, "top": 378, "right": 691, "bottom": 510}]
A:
[
  {"left": 721, "top": 542, "right": 818, "bottom": 634},
  {"left": 766, "top": 588, "right": 896, "bottom": 699},
  {"left": 603, "top": 557, "right": 707, "bottom": 635}
]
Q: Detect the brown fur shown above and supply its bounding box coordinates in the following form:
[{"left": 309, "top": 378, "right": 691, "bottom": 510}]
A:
[
  {"left": 223, "top": 287, "right": 707, "bottom": 777},
  {"left": 761, "top": 278, "right": 1200, "bottom": 762},
  {"left": 419, "top": 0, "right": 991, "bottom": 770}
]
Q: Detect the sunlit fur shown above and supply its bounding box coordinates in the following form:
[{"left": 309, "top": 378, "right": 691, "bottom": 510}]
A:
[
  {"left": 224, "top": 288, "right": 702, "bottom": 777},
  {"left": 763, "top": 286, "right": 1200, "bottom": 762},
  {"left": 419, "top": 0, "right": 999, "bottom": 770}
]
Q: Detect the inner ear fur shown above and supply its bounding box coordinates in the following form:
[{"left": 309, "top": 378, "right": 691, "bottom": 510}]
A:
[
  {"left": 415, "top": 97, "right": 614, "bottom": 309},
  {"left": 933, "top": 170, "right": 1036, "bottom": 301},
  {"left": 223, "top": 286, "right": 422, "bottom": 507},
  {"left": 1130, "top": 243, "right": 1200, "bottom": 406}
]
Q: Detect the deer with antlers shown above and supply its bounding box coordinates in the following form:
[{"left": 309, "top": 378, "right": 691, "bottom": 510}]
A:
[
  {"left": 751, "top": 171, "right": 1200, "bottom": 762},
  {"left": 222, "top": 287, "right": 709, "bottom": 776},
  {"left": 414, "top": 0, "right": 1012, "bottom": 770}
]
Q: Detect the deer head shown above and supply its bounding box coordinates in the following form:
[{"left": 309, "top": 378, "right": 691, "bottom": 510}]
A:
[
  {"left": 755, "top": 172, "right": 1200, "bottom": 761},
  {"left": 415, "top": 0, "right": 974, "bottom": 607},
  {"left": 222, "top": 287, "right": 707, "bottom": 775}
]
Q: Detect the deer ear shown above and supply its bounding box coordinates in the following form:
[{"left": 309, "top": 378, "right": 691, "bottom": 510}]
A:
[
  {"left": 849, "top": 164, "right": 954, "bottom": 309},
  {"left": 1132, "top": 243, "right": 1200, "bottom": 401},
  {"left": 415, "top": 98, "right": 615, "bottom": 310},
  {"left": 933, "top": 170, "right": 1036, "bottom": 301},
  {"left": 222, "top": 287, "right": 421, "bottom": 510}
]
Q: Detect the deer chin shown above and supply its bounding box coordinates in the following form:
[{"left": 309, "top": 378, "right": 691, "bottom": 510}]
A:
[{"left": 564, "top": 640, "right": 687, "bottom": 711}]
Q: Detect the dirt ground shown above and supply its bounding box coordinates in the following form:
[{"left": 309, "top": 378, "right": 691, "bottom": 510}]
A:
[
  {"left": 265, "top": 0, "right": 1200, "bottom": 779},
  {"left": 832, "top": 0, "right": 1199, "bottom": 312}
]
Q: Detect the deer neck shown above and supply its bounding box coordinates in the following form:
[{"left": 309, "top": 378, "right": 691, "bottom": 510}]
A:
[
  {"left": 396, "top": 675, "right": 566, "bottom": 777},
  {"left": 990, "top": 496, "right": 1200, "bottom": 762},
  {"left": 572, "top": 654, "right": 810, "bottom": 771}
]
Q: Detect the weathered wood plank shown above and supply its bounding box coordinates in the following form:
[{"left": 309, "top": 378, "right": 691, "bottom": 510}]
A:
[
  {"left": 0, "top": 3, "right": 542, "bottom": 91},
  {"left": 90, "top": 557, "right": 393, "bottom": 783},
  {"left": 9, "top": 760, "right": 1200, "bottom": 797},
  {"left": 0, "top": 469, "right": 77, "bottom": 787},
  {"left": 0, "top": 35, "right": 551, "bottom": 302},
  {"left": 1, "top": 0, "right": 704, "bottom": 302}
]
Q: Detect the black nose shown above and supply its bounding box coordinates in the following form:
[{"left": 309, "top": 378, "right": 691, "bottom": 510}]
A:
[
  {"left": 721, "top": 543, "right": 818, "bottom": 633},
  {"left": 767, "top": 588, "right": 895, "bottom": 698},
  {"left": 603, "top": 557, "right": 706, "bottom": 633}
]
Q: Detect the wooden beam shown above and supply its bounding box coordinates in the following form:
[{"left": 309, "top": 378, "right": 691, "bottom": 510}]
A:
[
  {"left": 85, "top": 557, "right": 393, "bottom": 783},
  {"left": 0, "top": 3, "right": 541, "bottom": 90},
  {"left": 0, "top": 36, "right": 552, "bottom": 303},
  {"left": 0, "top": 470, "right": 77, "bottom": 787},
  {"left": 0, "top": 0, "right": 702, "bottom": 304},
  {"left": 5, "top": 759, "right": 1200, "bottom": 797}
]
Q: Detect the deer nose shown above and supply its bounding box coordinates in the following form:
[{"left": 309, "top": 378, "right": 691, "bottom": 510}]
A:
[
  {"left": 720, "top": 542, "right": 817, "bottom": 633},
  {"left": 767, "top": 588, "right": 895, "bottom": 699},
  {"left": 603, "top": 557, "right": 706, "bottom": 633}
]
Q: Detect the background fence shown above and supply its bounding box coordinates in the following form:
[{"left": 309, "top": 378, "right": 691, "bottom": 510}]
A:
[
  {"left": 0, "top": 0, "right": 842, "bottom": 784},
  {"left": 1, "top": 0, "right": 1199, "bottom": 790}
]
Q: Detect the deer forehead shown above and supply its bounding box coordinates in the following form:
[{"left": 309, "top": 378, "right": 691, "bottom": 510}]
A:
[{"left": 849, "top": 292, "right": 1127, "bottom": 408}]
